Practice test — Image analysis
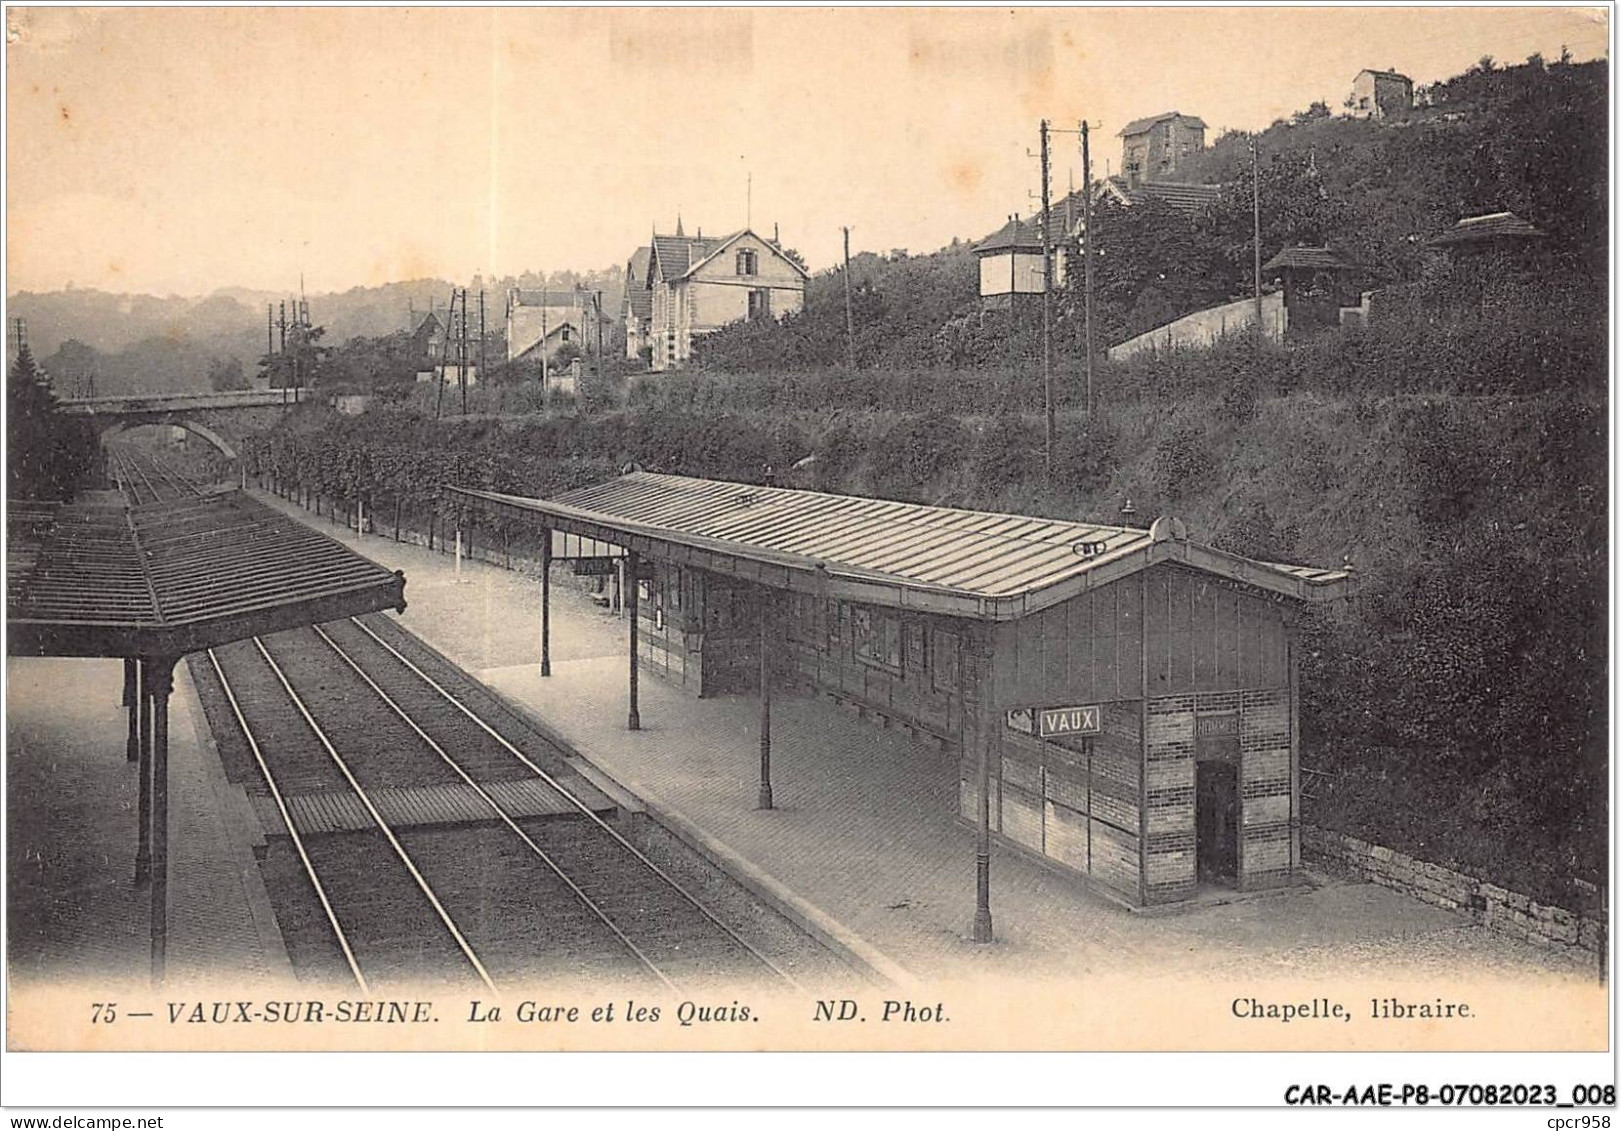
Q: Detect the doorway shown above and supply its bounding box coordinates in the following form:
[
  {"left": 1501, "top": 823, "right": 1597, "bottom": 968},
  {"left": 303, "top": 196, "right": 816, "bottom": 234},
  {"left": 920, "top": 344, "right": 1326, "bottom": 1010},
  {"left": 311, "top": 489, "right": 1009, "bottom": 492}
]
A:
[{"left": 1195, "top": 760, "right": 1238, "bottom": 885}]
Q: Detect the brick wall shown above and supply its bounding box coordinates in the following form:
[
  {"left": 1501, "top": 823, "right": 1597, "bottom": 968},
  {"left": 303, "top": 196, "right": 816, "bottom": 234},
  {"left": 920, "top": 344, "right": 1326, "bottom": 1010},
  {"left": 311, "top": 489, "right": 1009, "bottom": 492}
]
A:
[{"left": 1303, "top": 826, "right": 1606, "bottom": 956}]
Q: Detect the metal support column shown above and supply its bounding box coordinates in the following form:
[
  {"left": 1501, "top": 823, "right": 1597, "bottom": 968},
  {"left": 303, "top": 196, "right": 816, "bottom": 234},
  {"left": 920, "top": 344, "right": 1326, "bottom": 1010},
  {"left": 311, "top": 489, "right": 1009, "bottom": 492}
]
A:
[
  {"left": 148, "top": 659, "right": 175, "bottom": 986},
  {"left": 540, "top": 527, "right": 552, "bottom": 677},
  {"left": 973, "top": 724, "right": 994, "bottom": 943},
  {"left": 123, "top": 658, "right": 138, "bottom": 762},
  {"left": 756, "top": 591, "right": 774, "bottom": 810},
  {"left": 626, "top": 549, "right": 641, "bottom": 730},
  {"left": 971, "top": 632, "right": 994, "bottom": 943},
  {"left": 134, "top": 660, "right": 153, "bottom": 886}
]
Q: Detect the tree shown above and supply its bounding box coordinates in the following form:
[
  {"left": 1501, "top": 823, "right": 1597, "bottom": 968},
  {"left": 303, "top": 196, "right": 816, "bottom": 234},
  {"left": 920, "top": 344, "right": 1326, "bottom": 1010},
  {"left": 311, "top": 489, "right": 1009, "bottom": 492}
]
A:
[
  {"left": 8, "top": 344, "right": 96, "bottom": 500},
  {"left": 207, "top": 355, "right": 249, "bottom": 391}
]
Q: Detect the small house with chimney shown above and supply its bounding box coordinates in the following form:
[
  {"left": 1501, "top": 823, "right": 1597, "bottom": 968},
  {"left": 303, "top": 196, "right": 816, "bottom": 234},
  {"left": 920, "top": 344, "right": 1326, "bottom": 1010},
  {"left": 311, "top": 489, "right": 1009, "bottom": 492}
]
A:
[
  {"left": 634, "top": 221, "right": 806, "bottom": 371},
  {"left": 1347, "top": 69, "right": 1413, "bottom": 119},
  {"left": 1118, "top": 112, "right": 1207, "bottom": 187}
]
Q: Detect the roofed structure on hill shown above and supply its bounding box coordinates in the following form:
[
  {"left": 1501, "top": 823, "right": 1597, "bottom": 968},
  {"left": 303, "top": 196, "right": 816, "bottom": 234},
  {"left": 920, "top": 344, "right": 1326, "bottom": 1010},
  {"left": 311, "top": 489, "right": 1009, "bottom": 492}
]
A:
[
  {"left": 1427, "top": 211, "right": 1547, "bottom": 247},
  {"left": 1262, "top": 246, "right": 1356, "bottom": 272},
  {"left": 1117, "top": 112, "right": 1208, "bottom": 186},
  {"left": 974, "top": 216, "right": 1047, "bottom": 304},
  {"left": 1348, "top": 68, "right": 1414, "bottom": 120},
  {"left": 975, "top": 216, "right": 1045, "bottom": 255},
  {"left": 1118, "top": 111, "right": 1208, "bottom": 137},
  {"left": 1095, "top": 177, "right": 1223, "bottom": 214}
]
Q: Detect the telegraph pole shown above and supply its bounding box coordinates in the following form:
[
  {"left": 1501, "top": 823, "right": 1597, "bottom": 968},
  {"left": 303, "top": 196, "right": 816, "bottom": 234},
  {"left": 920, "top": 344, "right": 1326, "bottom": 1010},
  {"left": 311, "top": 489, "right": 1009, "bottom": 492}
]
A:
[
  {"left": 842, "top": 227, "right": 856, "bottom": 370},
  {"left": 1040, "top": 119, "right": 1054, "bottom": 479},
  {"left": 1082, "top": 120, "right": 1096, "bottom": 423},
  {"left": 434, "top": 287, "right": 454, "bottom": 421},
  {"left": 1252, "top": 134, "right": 1263, "bottom": 332},
  {"left": 540, "top": 288, "right": 550, "bottom": 389},
  {"left": 595, "top": 290, "right": 605, "bottom": 385},
  {"left": 479, "top": 289, "right": 487, "bottom": 387},
  {"left": 459, "top": 288, "right": 470, "bottom": 416}
]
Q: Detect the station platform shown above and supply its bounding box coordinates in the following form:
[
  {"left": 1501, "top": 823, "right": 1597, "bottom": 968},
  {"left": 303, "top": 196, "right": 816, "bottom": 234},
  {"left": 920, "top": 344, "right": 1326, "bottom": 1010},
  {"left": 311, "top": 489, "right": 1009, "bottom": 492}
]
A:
[
  {"left": 6, "top": 657, "right": 293, "bottom": 989},
  {"left": 248, "top": 487, "right": 1600, "bottom": 985}
]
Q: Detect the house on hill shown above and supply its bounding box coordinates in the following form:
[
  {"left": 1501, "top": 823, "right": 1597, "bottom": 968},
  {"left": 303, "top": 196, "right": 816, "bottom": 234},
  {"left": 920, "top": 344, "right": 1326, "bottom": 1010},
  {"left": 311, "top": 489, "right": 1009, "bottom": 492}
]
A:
[
  {"left": 1347, "top": 69, "right": 1413, "bottom": 119},
  {"left": 1031, "top": 179, "right": 1221, "bottom": 284},
  {"left": 1118, "top": 111, "right": 1206, "bottom": 187},
  {"left": 622, "top": 246, "right": 653, "bottom": 361},
  {"left": 506, "top": 288, "right": 607, "bottom": 368},
  {"left": 974, "top": 216, "right": 1047, "bottom": 307},
  {"left": 1095, "top": 178, "right": 1222, "bottom": 213},
  {"left": 404, "top": 308, "right": 445, "bottom": 367},
  {"left": 632, "top": 222, "right": 807, "bottom": 371}
]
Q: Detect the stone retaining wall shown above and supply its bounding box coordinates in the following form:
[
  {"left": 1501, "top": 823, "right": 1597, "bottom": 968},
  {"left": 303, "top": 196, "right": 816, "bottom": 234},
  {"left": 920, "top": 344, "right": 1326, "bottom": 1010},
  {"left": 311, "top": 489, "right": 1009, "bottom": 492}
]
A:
[{"left": 1304, "top": 826, "right": 1605, "bottom": 956}]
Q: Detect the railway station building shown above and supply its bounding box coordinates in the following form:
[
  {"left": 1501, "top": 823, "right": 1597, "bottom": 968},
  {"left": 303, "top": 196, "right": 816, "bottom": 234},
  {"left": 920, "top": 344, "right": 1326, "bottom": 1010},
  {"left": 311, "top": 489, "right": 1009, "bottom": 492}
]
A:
[{"left": 452, "top": 473, "right": 1354, "bottom": 930}]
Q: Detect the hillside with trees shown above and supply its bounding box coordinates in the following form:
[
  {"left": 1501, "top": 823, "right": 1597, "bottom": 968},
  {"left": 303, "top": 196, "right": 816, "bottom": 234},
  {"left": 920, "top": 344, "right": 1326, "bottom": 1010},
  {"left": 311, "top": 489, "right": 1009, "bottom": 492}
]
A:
[
  {"left": 10, "top": 266, "right": 627, "bottom": 397},
  {"left": 694, "top": 53, "right": 1605, "bottom": 368}
]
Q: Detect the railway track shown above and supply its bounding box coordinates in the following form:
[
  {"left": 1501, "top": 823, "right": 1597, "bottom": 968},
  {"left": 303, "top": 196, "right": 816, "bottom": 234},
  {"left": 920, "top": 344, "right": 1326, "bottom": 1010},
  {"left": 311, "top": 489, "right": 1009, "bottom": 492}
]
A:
[
  {"left": 108, "top": 443, "right": 209, "bottom": 505},
  {"left": 201, "top": 614, "right": 802, "bottom": 993}
]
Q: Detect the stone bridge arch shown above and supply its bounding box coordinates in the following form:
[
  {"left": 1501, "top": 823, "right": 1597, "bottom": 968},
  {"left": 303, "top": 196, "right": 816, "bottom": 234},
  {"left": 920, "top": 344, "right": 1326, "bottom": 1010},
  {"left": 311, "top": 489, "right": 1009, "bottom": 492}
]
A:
[{"left": 99, "top": 418, "right": 239, "bottom": 461}]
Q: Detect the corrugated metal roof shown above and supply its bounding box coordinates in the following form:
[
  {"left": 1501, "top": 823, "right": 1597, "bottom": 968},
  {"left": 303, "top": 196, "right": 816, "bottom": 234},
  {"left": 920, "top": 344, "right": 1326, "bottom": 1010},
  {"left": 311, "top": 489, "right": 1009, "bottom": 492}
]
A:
[
  {"left": 450, "top": 473, "right": 1353, "bottom": 619},
  {"left": 8, "top": 492, "right": 406, "bottom": 658}
]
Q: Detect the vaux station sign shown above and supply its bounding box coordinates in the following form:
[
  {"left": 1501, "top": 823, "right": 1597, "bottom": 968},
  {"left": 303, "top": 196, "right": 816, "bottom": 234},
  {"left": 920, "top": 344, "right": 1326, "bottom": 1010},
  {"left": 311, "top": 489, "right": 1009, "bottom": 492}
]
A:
[{"left": 1034, "top": 705, "right": 1103, "bottom": 739}]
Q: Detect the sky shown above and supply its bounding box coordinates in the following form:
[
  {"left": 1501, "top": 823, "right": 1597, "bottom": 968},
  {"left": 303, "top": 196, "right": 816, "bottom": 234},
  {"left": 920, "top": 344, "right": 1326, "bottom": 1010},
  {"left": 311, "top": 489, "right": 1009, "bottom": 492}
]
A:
[{"left": 5, "top": 5, "right": 1610, "bottom": 297}]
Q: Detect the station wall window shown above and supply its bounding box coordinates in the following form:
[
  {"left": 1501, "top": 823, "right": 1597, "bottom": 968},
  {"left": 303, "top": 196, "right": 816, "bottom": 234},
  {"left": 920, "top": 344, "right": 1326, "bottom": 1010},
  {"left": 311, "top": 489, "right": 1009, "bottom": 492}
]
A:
[
  {"left": 905, "top": 622, "right": 927, "bottom": 679},
  {"left": 853, "top": 606, "right": 902, "bottom": 673},
  {"left": 788, "top": 592, "right": 818, "bottom": 642},
  {"left": 828, "top": 600, "right": 846, "bottom": 649},
  {"left": 932, "top": 629, "right": 961, "bottom": 692},
  {"left": 737, "top": 248, "right": 758, "bottom": 276}
]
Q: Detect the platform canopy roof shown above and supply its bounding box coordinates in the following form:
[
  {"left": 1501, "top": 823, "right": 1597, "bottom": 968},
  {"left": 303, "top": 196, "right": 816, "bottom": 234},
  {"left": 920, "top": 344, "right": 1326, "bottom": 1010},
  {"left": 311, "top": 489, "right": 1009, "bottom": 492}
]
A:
[
  {"left": 450, "top": 473, "right": 1354, "bottom": 621},
  {"left": 7, "top": 491, "right": 407, "bottom": 659}
]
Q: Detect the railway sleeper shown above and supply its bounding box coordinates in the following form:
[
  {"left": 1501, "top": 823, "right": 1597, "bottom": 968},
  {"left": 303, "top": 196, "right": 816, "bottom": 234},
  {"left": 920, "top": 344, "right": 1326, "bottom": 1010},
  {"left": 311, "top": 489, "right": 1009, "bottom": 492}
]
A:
[{"left": 249, "top": 778, "right": 617, "bottom": 838}]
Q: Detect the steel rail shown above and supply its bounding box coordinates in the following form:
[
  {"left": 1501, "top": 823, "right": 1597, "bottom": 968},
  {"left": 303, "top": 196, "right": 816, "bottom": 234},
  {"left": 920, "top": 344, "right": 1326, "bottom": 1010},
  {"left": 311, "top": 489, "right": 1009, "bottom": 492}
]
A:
[
  {"left": 110, "top": 447, "right": 148, "bottom": 506},
  {"left": 125, "top": 448, "right": 162, "bottom": 504},
  {"left": 348, "top": 615, "right": 802, "bottom": 990},
  {"left": 250, "top": 635, "right": 499, "bottom": 991},
  {"left": 205, "top": 647, "right": 371, "bottom": 992},
  {"left": 310, "top": 624, "right": 677, "bottom": 992},
  {"left": 145, "top": 452, "right": 199, "bottom": 498}
]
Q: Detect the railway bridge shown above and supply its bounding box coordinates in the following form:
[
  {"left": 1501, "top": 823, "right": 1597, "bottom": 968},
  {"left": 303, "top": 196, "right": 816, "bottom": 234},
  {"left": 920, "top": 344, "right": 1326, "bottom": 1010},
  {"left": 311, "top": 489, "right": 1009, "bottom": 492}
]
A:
[{"left": 58, "top": 387, "right": 313, "bottom": 460}]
